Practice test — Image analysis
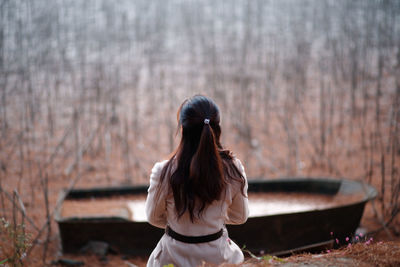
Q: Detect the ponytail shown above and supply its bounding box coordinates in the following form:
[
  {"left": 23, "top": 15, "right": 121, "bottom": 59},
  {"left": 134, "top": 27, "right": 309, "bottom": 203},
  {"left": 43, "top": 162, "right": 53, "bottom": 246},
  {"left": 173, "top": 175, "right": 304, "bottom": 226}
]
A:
[{"left": 188, "top": 121, "right": 225, "bottom": 220}]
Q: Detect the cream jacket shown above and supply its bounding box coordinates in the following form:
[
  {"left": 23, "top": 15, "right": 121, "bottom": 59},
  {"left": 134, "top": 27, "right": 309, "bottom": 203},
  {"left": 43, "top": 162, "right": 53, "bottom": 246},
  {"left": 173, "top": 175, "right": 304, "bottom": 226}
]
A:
[{"left": 145, "top": 159, "right": 249, "bottom": 267}]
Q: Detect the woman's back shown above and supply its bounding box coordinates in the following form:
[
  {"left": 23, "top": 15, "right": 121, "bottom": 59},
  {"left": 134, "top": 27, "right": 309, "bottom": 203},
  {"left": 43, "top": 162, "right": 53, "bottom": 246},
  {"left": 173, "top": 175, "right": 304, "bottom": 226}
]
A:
[
  {"left": 147, "top": 158, "right": 248, "bottom": 234},
  {"left": 145, "top": 158, "right": 248, "bottom": 267}
]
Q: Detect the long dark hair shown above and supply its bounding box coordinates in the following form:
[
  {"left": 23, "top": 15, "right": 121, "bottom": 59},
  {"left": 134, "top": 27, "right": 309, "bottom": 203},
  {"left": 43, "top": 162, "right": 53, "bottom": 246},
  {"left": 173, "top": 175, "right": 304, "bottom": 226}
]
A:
[{"left": 157, "top": 95, "right": 245, "bottom": 222}]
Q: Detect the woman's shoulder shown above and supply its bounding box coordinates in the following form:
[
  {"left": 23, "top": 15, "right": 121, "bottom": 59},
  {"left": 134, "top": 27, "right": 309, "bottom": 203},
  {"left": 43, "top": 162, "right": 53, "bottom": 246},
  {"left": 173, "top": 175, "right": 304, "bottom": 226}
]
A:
[
  {"left": 232, "top": 157, "right": 244, "bottom": 171},
  {"left": 151, "top": 160, "right": 169, "bottom": 175},
  {"left": 226, "top": 156, "right": 247, "bottom": 191},
  {"left": 227, "top": 156, "right": 245, "bottom": 178},
  {"left": 220, "top": 151, "right": 245, "bottom": 172},
  {"left": 153, "top": 159, "right": 169, "bottom": 169}
]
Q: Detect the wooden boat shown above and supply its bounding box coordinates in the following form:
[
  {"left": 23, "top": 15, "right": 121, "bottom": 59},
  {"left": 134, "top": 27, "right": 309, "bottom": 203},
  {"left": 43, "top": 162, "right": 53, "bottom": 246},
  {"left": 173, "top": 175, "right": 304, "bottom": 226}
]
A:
[{"left": 55, "top": 177, "right": 377, "bottom": 255}]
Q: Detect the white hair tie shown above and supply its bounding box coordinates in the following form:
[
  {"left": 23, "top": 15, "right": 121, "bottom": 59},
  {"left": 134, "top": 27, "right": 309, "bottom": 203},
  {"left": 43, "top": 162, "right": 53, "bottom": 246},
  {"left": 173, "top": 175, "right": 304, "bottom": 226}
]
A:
[{"left": 204, "top": 119, "right": 210, "bottom": 125}]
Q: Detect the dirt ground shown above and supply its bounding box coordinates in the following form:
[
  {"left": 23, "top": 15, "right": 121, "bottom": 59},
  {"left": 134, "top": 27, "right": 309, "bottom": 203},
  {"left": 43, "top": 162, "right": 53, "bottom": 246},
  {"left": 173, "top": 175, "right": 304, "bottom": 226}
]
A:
[{"left": 241, "top": 241, "right": 400, "bottom": 267}]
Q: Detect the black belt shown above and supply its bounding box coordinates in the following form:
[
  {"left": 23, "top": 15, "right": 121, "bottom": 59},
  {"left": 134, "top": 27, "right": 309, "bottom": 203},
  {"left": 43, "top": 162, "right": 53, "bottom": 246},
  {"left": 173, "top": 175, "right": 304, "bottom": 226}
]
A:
[{"left": 165, "top": 226, "right": 223, "bottom": 244}]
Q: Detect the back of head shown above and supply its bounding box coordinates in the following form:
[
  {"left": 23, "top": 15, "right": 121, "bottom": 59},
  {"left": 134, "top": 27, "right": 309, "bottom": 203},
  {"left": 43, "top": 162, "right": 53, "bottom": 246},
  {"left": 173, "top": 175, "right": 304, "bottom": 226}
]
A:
[{"left": 178, "top": 95, "right": 222, "bottom": 151}]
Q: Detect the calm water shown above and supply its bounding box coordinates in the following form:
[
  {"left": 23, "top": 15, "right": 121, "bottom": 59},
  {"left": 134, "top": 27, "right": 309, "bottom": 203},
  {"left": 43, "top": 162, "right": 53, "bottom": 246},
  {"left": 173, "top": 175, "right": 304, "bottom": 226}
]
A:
[
  {"left": 126, "top": 192, "right": 345, "bottom": 221},
  {"left": 62, "top": 192, "right": 361, "bottom": 221}
]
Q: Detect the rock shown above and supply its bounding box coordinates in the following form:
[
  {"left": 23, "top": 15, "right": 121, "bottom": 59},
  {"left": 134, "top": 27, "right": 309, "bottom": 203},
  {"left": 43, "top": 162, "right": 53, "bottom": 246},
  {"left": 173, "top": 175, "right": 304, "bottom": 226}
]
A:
[
  {"left": 54, "top": 258, "right": 84, "bottom": 266},
  {"left": 80, "top": 240, "right": 109, "bottom": 256},
  {"left": 125, "top": 262, "right": 139, "bottom": 267}
]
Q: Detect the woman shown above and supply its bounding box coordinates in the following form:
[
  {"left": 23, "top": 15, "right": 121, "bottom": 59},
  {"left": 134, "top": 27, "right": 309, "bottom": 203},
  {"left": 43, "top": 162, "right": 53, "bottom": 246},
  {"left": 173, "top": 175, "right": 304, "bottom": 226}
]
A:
[{"left": 145, "top": 95, "right": 248, "bottom": 267}]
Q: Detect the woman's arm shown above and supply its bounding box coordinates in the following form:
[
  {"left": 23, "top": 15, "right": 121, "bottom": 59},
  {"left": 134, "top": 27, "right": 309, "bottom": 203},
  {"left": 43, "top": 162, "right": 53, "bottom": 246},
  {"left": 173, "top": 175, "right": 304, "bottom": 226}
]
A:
[
  {"left": 226, "top": 159, "right": 249, "bottom": 225},
  {"left": 145, "top": 161, "right": 168, "bottom": 228}
]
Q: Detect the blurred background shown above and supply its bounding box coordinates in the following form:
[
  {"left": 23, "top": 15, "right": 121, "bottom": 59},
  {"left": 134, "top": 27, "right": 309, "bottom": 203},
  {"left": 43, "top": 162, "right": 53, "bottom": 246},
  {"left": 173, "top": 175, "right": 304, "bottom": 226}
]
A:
[{"left": 0, "top": 0, "right": 399, "bottom": 265}]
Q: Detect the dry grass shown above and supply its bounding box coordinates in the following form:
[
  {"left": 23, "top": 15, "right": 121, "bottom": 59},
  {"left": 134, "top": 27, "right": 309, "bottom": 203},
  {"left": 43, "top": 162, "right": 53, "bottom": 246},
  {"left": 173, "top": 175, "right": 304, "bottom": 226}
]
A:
[{"left": 220, "top": 241, "right": 400, "bottom": 267}]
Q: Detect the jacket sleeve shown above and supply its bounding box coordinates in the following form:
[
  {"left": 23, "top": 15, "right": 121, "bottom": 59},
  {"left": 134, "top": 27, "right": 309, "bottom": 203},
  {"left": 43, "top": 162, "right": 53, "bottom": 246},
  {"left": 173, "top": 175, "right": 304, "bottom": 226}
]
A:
[
  {"left": 145, "top": 161, "right": 168, "bottom": 229},
  {"left": 226, "top": 159, "right": 249, "bottom": 225}
]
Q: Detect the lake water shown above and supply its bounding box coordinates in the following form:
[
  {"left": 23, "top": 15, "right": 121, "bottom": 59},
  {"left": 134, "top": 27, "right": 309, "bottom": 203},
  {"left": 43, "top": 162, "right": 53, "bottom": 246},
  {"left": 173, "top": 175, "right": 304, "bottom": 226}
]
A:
[{"left": 61, "top": 192, "right": 362, "bottom": 222}]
